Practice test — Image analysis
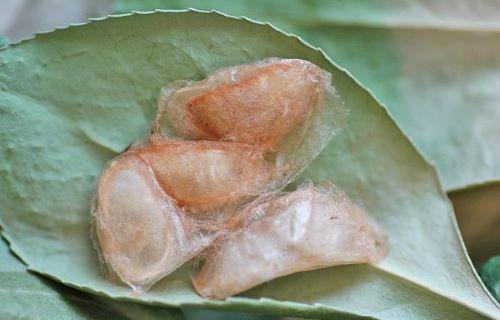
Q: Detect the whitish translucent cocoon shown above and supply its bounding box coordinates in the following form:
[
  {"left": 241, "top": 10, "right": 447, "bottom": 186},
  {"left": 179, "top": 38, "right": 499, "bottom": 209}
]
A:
[
  {"left": 91, "top": 153, "right": 215, "bottom": 291},
  {"left": 154, "top": 58, "right": 347, "bottom": 187},
  {"left": 193, "top": 183, "right": 388, "bottom": 299}
]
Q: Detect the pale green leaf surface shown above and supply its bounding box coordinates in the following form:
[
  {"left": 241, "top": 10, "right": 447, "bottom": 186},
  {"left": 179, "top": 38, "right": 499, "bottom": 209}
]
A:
[
  {"left": 0, "top": 238, "right": 184, "bottom": 320},
  {"left": 0, "top": 11, "right": 498, "bottom": 320},
  {"left": 114, "top": 0, "right": 500, "bottom": 191}
]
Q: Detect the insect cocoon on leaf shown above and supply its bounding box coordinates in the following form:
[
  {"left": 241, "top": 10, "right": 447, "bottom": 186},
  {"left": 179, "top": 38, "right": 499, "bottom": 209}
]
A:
[
  {"left": 91, "top": 153, "right": 216, "bottom": 291},
  {"left": 91, "top": 58, "right": 355, "bottom": 294},
  {"left": 192, "top": 183, "right": 388, "bottom": 299},
  {"left": 134, "top": 137, "right": 271, "bottom": 214},
  {"left": 154, "top": 58, "right": 347, "bottom": 187}
]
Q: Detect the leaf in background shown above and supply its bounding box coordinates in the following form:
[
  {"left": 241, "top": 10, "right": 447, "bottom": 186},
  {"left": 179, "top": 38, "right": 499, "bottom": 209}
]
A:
[
  {"left": 0, "top": 11, "right": 497, "bottom": 320},
  {"left": 449, "top": 182, "right": 500, "bottom": 264},
  {"left": 0, "top": 238, "right": 184, "bottom": 320},
  {"left": 481, "top": 256, "right": 500, "bottom": 302},
  {"left": 113, "top": 0, "right": 500, "bottom": 192},
  {"left": 0, "top": 36, "right": 7, "bottom": 49},
  {"left": 0, "top": 0, "right": 113, "bottom": 42},
  {"left": 181, "top": 309, "right": 275, "bottom": 320}
]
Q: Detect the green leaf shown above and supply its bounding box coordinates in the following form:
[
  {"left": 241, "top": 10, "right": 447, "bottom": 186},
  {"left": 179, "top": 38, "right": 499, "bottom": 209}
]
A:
[
  {"left": 0, "top": 10, "right": 497, "bottom": 320},
  {"left": 0, "top": 36, "right": 7, "bottom": 49},
  {"left": 112, "top": 0, "right": 500, "bottom": 192},
  {"left": 481, "top": 256, "right": 500, "bottom": 302},
  {"left": 0, "top": 238, "right": 184, "bottom": 320},
  {"left": 181, "top": 309, "right": 276, "bottom": 320}
]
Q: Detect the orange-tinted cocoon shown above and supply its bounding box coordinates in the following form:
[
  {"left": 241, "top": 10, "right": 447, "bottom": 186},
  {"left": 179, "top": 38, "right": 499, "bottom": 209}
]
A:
[
  {"left": 134, "top": 138, "right": 270, "bottom": 213},
  {"left": 162, "top": 58, "right": 331, "bottom": 150}
]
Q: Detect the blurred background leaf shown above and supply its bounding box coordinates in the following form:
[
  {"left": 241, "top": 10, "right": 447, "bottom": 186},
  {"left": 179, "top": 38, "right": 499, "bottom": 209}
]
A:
[
  {"left": 0, "top": 0, "right": 113, "bottom": 42},
  {"left": 481, "top": 255, "right": 500, "bottom": 301},
  {"left": 0, "top": 36, "right": 7, "bottom": 49},
  {"left": 181, "top": 309, "right": 274, "bottom": 320},
  {"left": 449, "top": 182, "right": 500, "bottom": 264}
]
